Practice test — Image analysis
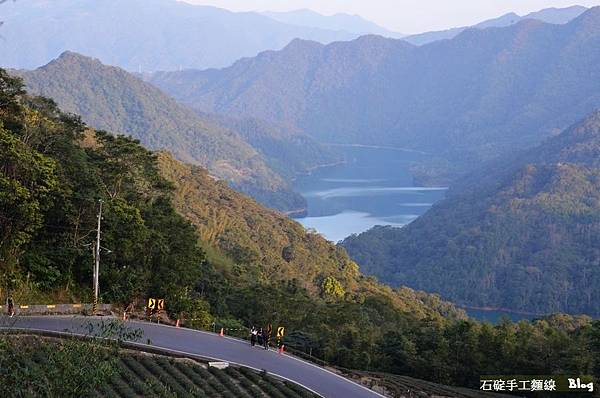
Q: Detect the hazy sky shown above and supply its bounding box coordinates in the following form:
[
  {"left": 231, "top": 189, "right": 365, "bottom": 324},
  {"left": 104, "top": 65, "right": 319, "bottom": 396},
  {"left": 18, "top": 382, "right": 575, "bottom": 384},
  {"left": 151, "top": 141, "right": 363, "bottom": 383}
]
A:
[{"left": 180, "top": 0, "right": 600, "bottom": 33}]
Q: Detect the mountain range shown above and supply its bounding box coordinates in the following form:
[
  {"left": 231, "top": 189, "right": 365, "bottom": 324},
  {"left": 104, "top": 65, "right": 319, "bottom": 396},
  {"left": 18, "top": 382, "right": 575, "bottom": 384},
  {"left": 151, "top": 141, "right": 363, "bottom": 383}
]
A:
[
  {"left": 3, "top": 0, "right": 600, "bottom": 387},
  {"left": 147, "top": 7, "right": 600, "bottom": 184},
  {"left": 0, "top": 0, "right": 588, "bottom": 73},
  {"left": 15, "top": 52, "right": 339, "bottom": 211},
  {"left": 342, "top": 109, "right": 600, "bottom": 316},
  {"left": 261, "top": 9, "right": 404, "bottom": 38},
  {"left": 403, "top": 5, "right": 587, "bottom": 45},
  {"left": 0, "top": 0, "right": 379, "bottom": 71}
]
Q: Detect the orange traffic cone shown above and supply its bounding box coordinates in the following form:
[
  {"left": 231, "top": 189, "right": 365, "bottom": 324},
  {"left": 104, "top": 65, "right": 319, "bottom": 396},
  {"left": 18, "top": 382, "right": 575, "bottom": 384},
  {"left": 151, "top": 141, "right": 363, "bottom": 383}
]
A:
[
  {"left": 176, "top": 319, "right": 180, "bottom": 328},
  {"left": 279, "top": 345, "right": 285, "bottom": 354},
  {"left": 220, "top": 327, "right": 224, "bottom": 337},
  {"left": 123, "top": 312, "right": 127, "bottom": 321}
]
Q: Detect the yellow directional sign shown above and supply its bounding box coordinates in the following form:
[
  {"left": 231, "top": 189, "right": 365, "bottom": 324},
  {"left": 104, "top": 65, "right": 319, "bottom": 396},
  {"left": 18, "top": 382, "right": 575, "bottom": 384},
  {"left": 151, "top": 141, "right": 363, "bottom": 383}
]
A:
[
  {"left": 157, "top": 299, "right": 165, "bottom": 311},
  {"left": 277, "top": 326, "right": 285, "bottom": 338},
  {"left": 148, "top": 298, "right": 156, "bottom": 310}
]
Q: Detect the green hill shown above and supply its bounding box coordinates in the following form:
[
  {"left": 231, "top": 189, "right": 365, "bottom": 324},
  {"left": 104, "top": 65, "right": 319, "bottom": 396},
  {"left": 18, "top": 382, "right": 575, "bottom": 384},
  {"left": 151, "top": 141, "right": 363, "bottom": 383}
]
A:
[
  {"left": 157, "top": 151, "right": 461, "bottom": 319},
  {"left": 200, "top": 113, "right": 340, "bottom": 183},
  {"left": 14, "top": 51, "right": 310, "bottom": 212},
  {"left": 342, "top": 109, "right": 600, "bottom": 316}
]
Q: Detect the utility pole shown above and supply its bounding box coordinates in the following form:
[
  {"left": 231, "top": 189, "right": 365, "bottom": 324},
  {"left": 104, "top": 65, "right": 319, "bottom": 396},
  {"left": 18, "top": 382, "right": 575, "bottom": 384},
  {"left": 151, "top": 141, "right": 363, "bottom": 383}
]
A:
[{"left": 93, "top": 199, "right": 103, "bottom": 315}]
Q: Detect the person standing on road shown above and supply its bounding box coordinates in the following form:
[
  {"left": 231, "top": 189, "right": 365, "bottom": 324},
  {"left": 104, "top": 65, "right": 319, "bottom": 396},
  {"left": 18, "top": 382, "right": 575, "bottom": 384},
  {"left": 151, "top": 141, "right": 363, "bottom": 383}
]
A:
[
  {"left": 257, "top": 327, "right": 264, "bottom": 347},
  {"left": 262, "top": 327, "right": 269, "bottom": 350},
  {"left": 7, "top": 296, "right": 15, "bottom": 317},
  {"left": 250, "top": 326, "right": 257, "bottom": 347}
]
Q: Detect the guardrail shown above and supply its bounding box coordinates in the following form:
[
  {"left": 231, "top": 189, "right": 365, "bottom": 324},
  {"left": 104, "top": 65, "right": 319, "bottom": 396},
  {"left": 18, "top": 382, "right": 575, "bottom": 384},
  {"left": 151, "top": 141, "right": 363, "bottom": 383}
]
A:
[{"left": 1, "top": 303, "right": 113, "bottom": 315}]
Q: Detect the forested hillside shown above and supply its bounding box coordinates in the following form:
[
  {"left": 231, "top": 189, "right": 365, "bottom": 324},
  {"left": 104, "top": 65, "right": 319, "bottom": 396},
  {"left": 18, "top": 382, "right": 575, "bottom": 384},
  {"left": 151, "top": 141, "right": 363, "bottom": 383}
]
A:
[
  {"left": 198, "top": 112, "right": 341, "bottom": 183},
  {"left": 16, "top": 51, "right": 313, "bottom": 211},
  {"left": 149, "top": 7, "right": 600, "bottom": 183},
  {"left": 0, "top": 70, "right": 205, "bottom": 311},
  {"left": 343, "top": 109, "right": 600, "bottom": 316},
  {"left": 158, "top": 152, "right": 461, "bottom": 319},
  {"left": 3, "top": 70, "right": 599, "bottom": 388}
]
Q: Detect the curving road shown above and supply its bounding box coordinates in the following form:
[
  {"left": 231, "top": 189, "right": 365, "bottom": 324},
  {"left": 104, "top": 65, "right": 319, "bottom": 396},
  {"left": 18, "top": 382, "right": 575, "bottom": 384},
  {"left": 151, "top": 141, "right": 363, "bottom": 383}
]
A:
[{"left": 3, "top": 316, "right": 383, "bottom": 398}]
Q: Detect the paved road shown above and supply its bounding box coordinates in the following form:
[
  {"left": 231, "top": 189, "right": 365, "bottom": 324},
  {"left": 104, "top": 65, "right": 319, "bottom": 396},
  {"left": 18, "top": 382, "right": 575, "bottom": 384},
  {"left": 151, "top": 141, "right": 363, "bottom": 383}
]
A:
[{"left": 4, "top": 316, "right": 382, "bottom": 398}]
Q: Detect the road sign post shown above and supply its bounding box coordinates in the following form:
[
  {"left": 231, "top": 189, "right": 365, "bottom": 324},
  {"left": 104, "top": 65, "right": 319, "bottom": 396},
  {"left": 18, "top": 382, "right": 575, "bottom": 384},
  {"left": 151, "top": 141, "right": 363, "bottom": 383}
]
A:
[
  {"left": 146, "top": 298, "right": 165, "bottom": 322},
  {"left": 147, "top": 297, "right": 156, "bottom": 318},
  {"left": 147, "top": 298, "right": 156, "bottom": 311},
  {"left": 276, "top": 326, "right": 285, "bottom": 353}
]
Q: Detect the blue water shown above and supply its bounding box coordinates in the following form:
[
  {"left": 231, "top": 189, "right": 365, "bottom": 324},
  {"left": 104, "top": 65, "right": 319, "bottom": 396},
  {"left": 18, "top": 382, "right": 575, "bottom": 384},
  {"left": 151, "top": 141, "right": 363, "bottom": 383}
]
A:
[{"left": 292, "top": 145, "right": 447, "bottom": 242}]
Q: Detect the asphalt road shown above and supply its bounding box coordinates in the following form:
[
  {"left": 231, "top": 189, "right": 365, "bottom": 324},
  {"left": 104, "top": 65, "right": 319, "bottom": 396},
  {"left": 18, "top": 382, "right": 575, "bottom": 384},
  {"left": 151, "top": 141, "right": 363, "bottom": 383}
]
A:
[{"left": 3, "top": 316, "right": 383, "bottom": 398}]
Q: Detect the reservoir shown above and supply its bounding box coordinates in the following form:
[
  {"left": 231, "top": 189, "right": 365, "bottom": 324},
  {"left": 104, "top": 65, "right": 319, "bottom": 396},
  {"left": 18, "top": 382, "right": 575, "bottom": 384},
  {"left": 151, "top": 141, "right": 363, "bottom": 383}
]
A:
[{"left": 292, "top": 145, "right": 447, "bottom": 242}]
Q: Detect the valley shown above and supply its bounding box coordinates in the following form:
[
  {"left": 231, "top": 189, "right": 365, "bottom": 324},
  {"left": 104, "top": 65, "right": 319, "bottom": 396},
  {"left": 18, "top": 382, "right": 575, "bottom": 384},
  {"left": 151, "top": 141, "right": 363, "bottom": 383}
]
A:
[
  {"left": 2, "top": 1, "right": 600, "bottom": 396},
  {"left": 149, "top": 7, "right": 600, "bottom": 186}
]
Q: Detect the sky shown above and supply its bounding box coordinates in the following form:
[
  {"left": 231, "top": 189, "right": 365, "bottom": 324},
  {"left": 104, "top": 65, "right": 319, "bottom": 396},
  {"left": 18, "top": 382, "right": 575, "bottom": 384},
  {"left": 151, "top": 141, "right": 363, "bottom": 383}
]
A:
[{"left": 180, "top": 0, "right": 600, "bottom": 34}]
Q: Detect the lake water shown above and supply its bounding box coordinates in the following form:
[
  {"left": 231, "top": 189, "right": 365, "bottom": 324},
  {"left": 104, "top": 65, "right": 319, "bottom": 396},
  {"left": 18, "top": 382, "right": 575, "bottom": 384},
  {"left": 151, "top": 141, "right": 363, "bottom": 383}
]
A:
[{"left": 292, "top": 145, "right": 447, "bottom": 242}]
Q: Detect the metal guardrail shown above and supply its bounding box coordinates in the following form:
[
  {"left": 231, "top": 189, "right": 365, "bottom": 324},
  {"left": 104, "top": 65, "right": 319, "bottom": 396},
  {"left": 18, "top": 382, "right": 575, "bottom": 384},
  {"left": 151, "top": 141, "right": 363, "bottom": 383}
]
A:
[{"left": 1, "top": 303, "right": 113, "bottom": 315}]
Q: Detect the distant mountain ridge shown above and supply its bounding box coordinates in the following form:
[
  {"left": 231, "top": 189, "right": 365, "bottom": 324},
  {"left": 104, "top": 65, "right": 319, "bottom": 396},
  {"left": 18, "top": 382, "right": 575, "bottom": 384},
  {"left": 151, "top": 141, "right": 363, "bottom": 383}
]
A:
[
  {"left": 261, "top": 9, "right": 404, "bottom": 38},
  {"left": 0, "top": 0, "right": 368, "bottom": 71},
  {"left": 147, "top": 7, "right": 600, "bottom": 183},
  {"left": 0, "top": 1, "right": 588, "bottom": 72},
  {"left": 342, "top": 108, "right": 600, "bottom": 315},
  {"left": 15, "top": 51, "right": 327, "bottom": 211},
  {"left": 403, "top": 5, "right": 587, "bottom": 45}
]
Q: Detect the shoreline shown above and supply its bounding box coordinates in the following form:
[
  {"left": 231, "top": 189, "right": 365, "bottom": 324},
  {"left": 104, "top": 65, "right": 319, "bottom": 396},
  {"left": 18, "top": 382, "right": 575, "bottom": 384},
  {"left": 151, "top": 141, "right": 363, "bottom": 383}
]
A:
[
  {"left": 292, "top": 160, "right": 347, "bottom": 181},
  {"left": 283, "top": 207, "right": 307, "bottom": 218},
  {"left": 322, "top": 142, "right": 429, "bottom": 155},
  {"left": 304, "top": 159, "right": 347, "bottom": 172}
]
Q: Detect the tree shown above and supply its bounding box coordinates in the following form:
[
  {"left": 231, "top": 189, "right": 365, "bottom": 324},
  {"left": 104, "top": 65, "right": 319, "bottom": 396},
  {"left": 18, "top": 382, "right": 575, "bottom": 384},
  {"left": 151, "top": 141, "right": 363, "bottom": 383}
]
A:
[
  {"left": 0, "top": 127, "right": 57, "bottom": 288},
  {"left": 321, "top": 276, "right": 345, "bottom": 299}
]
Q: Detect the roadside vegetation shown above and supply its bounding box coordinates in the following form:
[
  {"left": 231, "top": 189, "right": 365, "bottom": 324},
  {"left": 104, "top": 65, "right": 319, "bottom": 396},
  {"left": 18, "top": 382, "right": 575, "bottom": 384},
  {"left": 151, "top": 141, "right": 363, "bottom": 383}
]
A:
[
  {"left": 0, "top": 332, "right": 318, "bottom": 398},
  {"left": 1, "top": 70, "right": 599, "bottom": 393}
]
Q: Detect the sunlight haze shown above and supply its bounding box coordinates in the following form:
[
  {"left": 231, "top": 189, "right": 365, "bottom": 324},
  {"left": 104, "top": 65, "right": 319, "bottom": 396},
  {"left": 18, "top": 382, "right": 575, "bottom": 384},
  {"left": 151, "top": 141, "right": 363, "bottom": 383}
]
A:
[{"left": 180, "top": 0, "right": 600, "bottom": 33}]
